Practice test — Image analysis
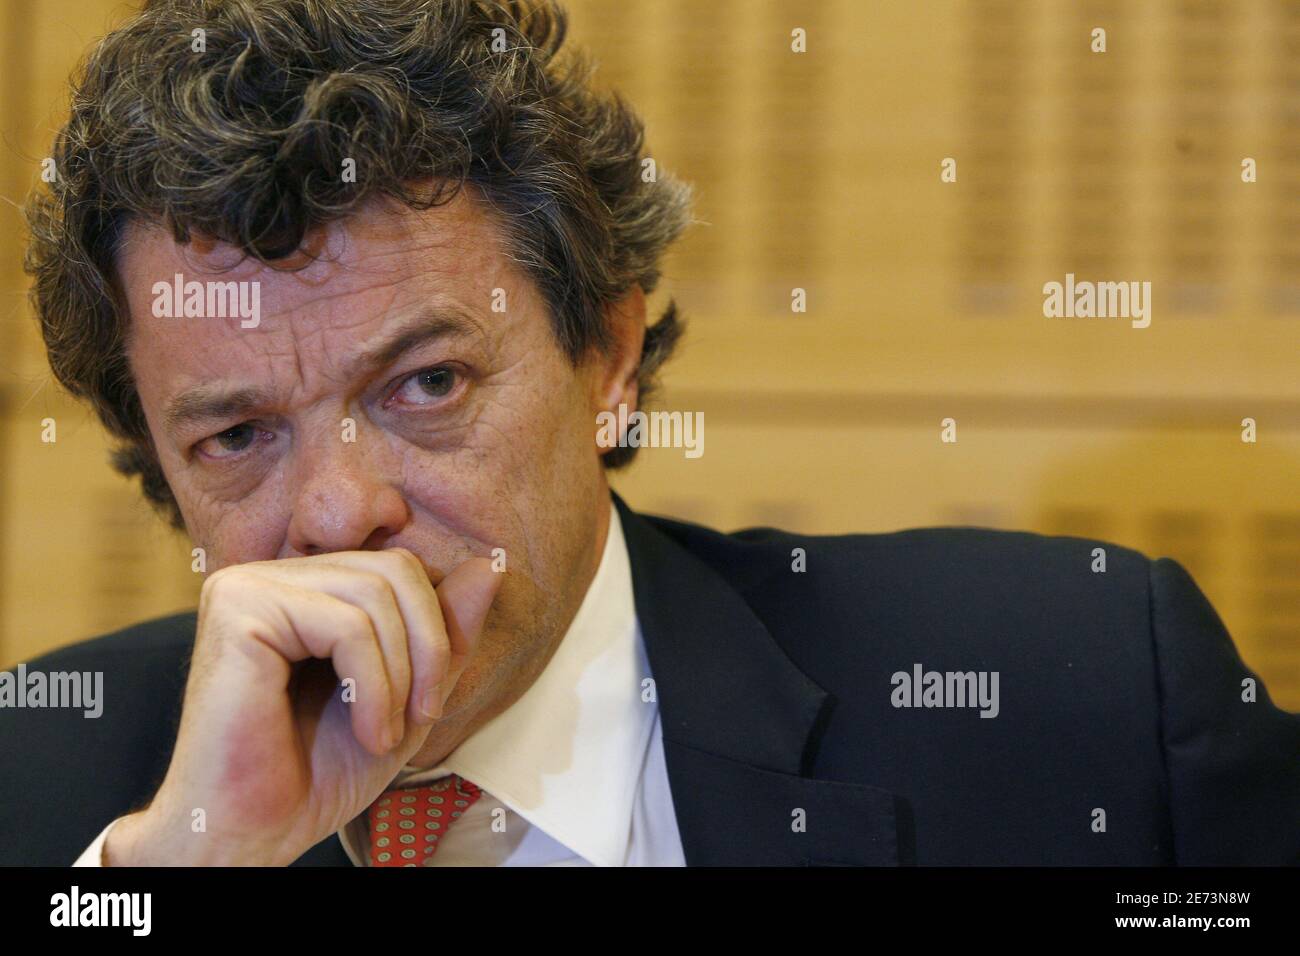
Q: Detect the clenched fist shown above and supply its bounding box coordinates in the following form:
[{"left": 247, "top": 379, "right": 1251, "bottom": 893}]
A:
[{"left": 104, "top": 549, "right": 501, "bottom": 866}]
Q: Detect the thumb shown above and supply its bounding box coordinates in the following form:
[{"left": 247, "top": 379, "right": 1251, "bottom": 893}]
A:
[{"left": 434, "top": 556, "right": 502, "bottom": 704}]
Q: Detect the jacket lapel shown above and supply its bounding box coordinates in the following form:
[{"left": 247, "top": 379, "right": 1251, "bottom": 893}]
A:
[{"left": 614, "top": 494, "right": 904, "bottom": 865}]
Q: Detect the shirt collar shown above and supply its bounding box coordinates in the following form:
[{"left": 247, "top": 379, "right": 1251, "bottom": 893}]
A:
[{"left": 342, "top": 498, "right": 653, "bottom": 867}]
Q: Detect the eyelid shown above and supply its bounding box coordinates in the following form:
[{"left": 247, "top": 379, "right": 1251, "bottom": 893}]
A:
[
  {"left": 384, "top": 363, "right": 466, "bottom": 409},
  {"left": 193, "top": 422, "right": 272, "bottom": 461}
]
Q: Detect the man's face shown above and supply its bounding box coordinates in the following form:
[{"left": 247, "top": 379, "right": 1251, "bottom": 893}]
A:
[{"left": 117, "top": 187, "right": 629, "bottom": 733}]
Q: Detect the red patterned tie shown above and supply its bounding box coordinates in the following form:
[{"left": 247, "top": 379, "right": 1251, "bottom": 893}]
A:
[{"left": 367, "top": 774, "right": 483, "bottom": 867}]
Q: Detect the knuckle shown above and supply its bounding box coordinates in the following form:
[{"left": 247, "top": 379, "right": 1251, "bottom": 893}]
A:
[
  {"left": 201, "top": 564, "right": 251, "bottom": 602},
  {"left": 355, "top": 570, "right": 392, "bottom": 603},
  {"left": 385, "top": 547, "right": 427, "bottom": 583},
  {"left": 339, "top": 602, "right": 374, "bottom": 638}
]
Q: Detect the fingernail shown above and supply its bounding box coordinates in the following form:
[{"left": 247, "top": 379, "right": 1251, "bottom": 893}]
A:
[
  {"left": 389, "top": 710, "right": 405, "bottom": 747},
  {"left": 421, "top": 684, "right": 443, "bottom": 721}
]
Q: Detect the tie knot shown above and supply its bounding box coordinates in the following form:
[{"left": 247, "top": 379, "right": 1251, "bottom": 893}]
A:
[{"left": 366, "top": 773, "right": 483, "bottom": 866}]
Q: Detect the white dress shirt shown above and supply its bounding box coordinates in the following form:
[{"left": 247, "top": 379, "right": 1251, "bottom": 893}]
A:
[{"left": 75, "top": 500, "right": 686, "bottom": 867}]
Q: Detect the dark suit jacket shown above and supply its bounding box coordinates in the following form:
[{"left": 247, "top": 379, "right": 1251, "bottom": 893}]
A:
[{"left": 2, "top": 493, "right": 1297, "bottom": 865}]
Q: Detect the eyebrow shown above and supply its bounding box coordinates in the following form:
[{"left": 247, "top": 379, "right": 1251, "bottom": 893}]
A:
[{"left": 162, "top": 309, "right": 483, "bottom": 434}]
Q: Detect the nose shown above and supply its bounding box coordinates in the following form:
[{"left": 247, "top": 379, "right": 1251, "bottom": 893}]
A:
[{"left": 285, "top": 424, "right": 409, "bottom": 555}]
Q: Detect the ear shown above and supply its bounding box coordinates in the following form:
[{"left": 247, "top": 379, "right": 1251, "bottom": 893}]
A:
[{"left": 589, "top": 285, "right": 646, "bottom": 451}]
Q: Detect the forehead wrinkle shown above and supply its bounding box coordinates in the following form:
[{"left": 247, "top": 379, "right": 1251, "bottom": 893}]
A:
[
  {"left": 244, "top": 272, "right": 413, "bottom": 408},
  {"left": 275, "top": 203, "right": 489, "bottom": 296},
  {"left": 190, "top": 298, "right": 489, "bottom": 429},
  {"left": 251, "top": 261, "right": 427, "bottom": 325}
]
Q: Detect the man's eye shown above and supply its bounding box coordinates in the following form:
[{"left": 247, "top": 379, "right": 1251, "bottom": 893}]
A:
[
  {"left": 196, "top": 423, "right": 260, "bottom": 459},
  {"left": 393, "top": 366, "right": 459, "bottom": 406}
]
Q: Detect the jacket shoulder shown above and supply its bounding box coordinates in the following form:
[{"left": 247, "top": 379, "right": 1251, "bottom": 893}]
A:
[
  {"left": 638, "top": 512, "right": 1162, "bottom": 695},
  {"left": 0, "top": 611, "right": 197, "bottom": 864},
  {"left": 640, "top": 512, "right": 1153, "bottom": 601},
  {"left": 20, "top": 610, "right": 198, "bottom": 671}
]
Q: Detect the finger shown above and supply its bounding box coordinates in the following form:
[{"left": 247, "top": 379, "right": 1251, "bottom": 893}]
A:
[
  {"left": 434, "top": 556, "right": 502, "bottom": 709},
  {"left": 228, "top": 581, "right": 397, "bottom": 756},
  {"left": 246, "top": 563, "right": 413, "bottom": 746},
  {"left": 323, "top": 602, "right": 402, "bottom": 757},
  {"left": 304, "top": 549, "right": 450, "bottom": 725}
]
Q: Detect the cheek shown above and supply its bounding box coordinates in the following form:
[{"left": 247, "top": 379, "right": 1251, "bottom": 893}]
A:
[
  {"left": 418, "top": 352, "right": 591, "bottom": 495},
  {"left": 167, "top": 459, "right": 292, "bottom": 567},
  {"left": 202, "top": 499, "right": 291, "bottom": 569},
  {"left": 392, "top": 377, "right": 593, "bottom": 586}
]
